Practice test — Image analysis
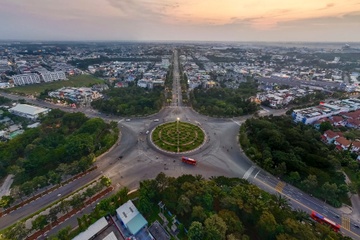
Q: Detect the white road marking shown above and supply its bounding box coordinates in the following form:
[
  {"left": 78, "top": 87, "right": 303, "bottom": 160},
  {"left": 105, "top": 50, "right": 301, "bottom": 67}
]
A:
[
  {"left": 231, "top": 119, "right": 241, "bottom": 126},
  {"left": 254, "top": 170, "right": 261, "bottom": 179},
  {"left": 243, "top": 165, "right": 255, "bottom": 180}
]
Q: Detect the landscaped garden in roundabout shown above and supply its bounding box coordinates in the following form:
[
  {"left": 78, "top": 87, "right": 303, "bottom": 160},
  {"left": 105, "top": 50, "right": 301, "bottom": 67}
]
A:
[{"left": 151, "top": 120, "right": 206, "bottom": 153}]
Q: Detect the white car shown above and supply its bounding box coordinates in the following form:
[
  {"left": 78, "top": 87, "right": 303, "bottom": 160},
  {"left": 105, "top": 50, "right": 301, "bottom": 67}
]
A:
[
  {"left": 126, "top": 119, "right": 131, "bottom": 122},
  {"left": 154, "top": 119, "right": 159, "bottom": 122}
]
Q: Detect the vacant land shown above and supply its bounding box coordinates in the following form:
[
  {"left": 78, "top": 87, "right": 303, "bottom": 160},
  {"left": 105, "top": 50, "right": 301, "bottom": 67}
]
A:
[{"left": 6, "top": 75, "right": 104, "bottom": 96}]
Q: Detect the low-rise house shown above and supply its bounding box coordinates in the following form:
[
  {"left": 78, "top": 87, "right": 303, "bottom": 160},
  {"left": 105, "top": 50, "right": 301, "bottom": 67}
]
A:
[
  {"left": 346, "top": 118, "right": 360, "bottom": 129},
  {"left": 321, "top": 130, "right": 342, "bottom": 144},
  {"left": 351, "top": 141, "right": 360, "bottom": 152},
  {"left": 329, "top": 116, "right": 346, "bottom": 127},
  {"left": 334, "top": 137, "right": 351, "bottom": 150},
  {"left": 116, "top": 200, "right": 148, "bottom": 236}
]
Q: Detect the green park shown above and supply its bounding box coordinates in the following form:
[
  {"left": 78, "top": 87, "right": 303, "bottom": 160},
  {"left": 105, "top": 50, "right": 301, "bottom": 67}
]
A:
[{"left": 151, "top": 120, "right": 205, "bottom": 153}]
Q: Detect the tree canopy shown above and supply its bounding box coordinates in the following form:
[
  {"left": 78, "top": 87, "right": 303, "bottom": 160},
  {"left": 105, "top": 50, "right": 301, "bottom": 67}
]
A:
[
  {"left": 0, "top": 109, "right": 118, "bottom": 184},
  {"left": 190, "top": 81, "right": 258, "bottom": 117},
  {"left": 91, "top": 86, "right": 164, "bottom": 116},
  {"left": 137, "top": 173, "right": 349, "bottom": 240},
  {"left": 240, "top": 116, "right": 349, "bottom": 207}
]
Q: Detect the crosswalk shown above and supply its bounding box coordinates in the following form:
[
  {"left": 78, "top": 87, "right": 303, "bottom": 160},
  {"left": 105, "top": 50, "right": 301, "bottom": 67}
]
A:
[
  {"left": 275, "top": 181, "right": 286, "bottom": 193},
  {"left": 342, "top": 215, "right": 351, "bottom": 230},
  {"left": 242, "top": 166, "right": 255, "bottom": 180}
]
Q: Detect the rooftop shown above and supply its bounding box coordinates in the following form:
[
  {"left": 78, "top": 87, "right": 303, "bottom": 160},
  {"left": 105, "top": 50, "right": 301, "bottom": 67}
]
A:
[{"left": 9, "top": 104, "right": 48, "bottom": 116}]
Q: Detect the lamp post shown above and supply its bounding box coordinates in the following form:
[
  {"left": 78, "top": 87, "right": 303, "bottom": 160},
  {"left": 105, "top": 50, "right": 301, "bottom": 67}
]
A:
[{"left": 177, "top": 118, "right": 180, "bottom": 152}]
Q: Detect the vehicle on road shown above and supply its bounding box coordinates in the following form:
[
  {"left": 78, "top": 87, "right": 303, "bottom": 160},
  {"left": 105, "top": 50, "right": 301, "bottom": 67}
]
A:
[
  {"left": 154, "top": 119, "right": 159, "bottom": 122},
  {"left": 310, "top": 211, "right": 340, "bottom": 232},
  {"left": 146, "top": 130, "right": 150, "bottom": 134},
  {"left": 182, "top": 157, "right": 197, "bottom": 166},
  {"left": 126, "top": 119, "right": 131, "bottom": 122}
]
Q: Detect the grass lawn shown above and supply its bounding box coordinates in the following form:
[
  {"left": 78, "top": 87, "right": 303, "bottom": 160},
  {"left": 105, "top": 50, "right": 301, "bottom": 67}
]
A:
[{"left": 5, "top": 75, "right": 104, "bottom": 96}]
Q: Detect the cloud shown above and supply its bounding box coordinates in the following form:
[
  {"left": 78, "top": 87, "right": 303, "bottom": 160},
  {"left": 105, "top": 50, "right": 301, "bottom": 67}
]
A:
[
  {"left": 106, "top": 0, "right": 178, "bottom": 20},
  {"left": 318, "top": 3, "right": 335, "bottom": 10}
]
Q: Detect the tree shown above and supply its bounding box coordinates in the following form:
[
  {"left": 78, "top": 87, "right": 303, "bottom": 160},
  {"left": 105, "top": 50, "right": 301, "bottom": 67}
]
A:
[
  {"left": 58, "top": 200, "right": 71, "bottom": 214},
  {"left": 32, "top": 175, "right": 48, "bottom": 189},
  {"left": 191, "top": 205, "right": 207, "bottom": 222},
  {"left": 32, "top": 214, "right": 48, "bottom": 230},
  {"left": 288, "top": 171, "right": 301, "bottom": 184},
  {"left": 54, "top": 225, "right": 72, "bottom": 240},
  {"left": 319, "top": 121, "right": 333, "bottom": 133},
  {"left": 4, "top": 222, "right": 28, "bottom": 240},
  {"left": 257, "top": 211, "right": 277, "bottom": 238},
  {"left": 321, "top": 182, "right": 338, "bottom": 201},
  {"left": 204, "top": 214, "right": 227, "bottom": 240},
  {"left": 176, "top": 194, "right": 192, "bottom": 216},
  {"left": 117, "top": 187, "right": 129, "bottom": 205},
  {"left": 0, "top": 195, "right": 14, "bottom": 208},
  {"left": 218, "top": 209, "right": 244, "bottom": 236},
  {"left": 20, "top": 181, "right": 35, "bottom": 196},
  {"left": 48, "top": 207, "right": 59, "bottom": 224},
  {"left": 188, "top": 221, "right": 204, "bottom": 240},
  {"left": 301, "top": 175, "right": 318, "bottom": 191},
  {"left": 100, "top": 176, "right": 111, "bottom": 187},
  {"left": 70, "top": 194, "right": 85, "bottom": 210},
  {"left": 48, "top": 171, "right": 61, "bottom": 185}
]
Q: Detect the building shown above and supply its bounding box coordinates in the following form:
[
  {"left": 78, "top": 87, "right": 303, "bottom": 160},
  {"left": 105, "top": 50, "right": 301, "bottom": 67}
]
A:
[
  {"left": 73, "top": 217, "right": 109, "bottom": 240},
  {"left": 39, "top": 71, "right": 66, "bottom": 82},
  {"left": 116, "top": 200, "right": 148, "bottom": 236},
  {"left": 12, "top": 73, "right": 41, "bottom": 86},
  {"left": 292, "top": 99, "right": 360, "bottom": 124},
  {"left": 9, "top": 104, "right": 50, "bottom": 120}
]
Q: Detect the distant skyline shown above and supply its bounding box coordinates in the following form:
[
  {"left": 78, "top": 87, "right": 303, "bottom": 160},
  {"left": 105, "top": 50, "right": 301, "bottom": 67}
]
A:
[{"left": 1, "top": 0, "right": 360, "bottom": 42}]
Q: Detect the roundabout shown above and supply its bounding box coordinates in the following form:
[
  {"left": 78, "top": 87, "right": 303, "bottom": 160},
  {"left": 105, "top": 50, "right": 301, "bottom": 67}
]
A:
[{"left": 151, "top": 120, "right": 206, "bottom": 153}]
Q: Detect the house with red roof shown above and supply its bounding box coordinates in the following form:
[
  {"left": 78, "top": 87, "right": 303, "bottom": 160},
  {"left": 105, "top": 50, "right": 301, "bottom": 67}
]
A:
[
  {"left": 351, "top": 141, "right": 360, "bottom": 153},
  {"left": 329, "top": 116, "right": 346, "bottom": 127},
  {"left": 345, "top": 118, "right": 360, "bottom": 129},
  {"left": 321, "top": 130, "right": 342, "bottom": 144},
  {"left": 334, "top": 137, "right": 351, "bottom": 151}
]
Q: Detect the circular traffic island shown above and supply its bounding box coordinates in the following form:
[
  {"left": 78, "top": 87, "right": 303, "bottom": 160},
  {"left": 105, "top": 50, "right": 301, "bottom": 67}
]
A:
[{"left": 151, "top": 121, "right": 206, "bottom": 153}]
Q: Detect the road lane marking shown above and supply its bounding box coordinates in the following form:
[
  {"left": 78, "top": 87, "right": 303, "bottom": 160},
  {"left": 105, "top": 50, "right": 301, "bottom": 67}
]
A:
[
  {"left": 231, "top": 119, "right": 241, "bottom": 126},
  {"left": 243, "top": 166, "right": 255, "bottom": 180},
  {"left": 342, "top": 215, "right": 351, "bottom": 230},
  {"left": 254, "top": 170, "right": 261, "bottom": 178}
]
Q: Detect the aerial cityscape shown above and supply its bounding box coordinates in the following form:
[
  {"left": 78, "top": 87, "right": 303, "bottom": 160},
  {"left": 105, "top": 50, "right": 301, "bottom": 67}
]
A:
[{"left": 0, "top": 1, "right": 360, "bottom": 240}]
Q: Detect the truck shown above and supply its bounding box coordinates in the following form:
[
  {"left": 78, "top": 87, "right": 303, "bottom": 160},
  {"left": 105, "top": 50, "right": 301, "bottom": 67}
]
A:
[
  {"left": 181, "top": 157, "right": 197, "bottom": 166},
  {"left": 310, "top": 211, "right": 340, "bottom": 232}
]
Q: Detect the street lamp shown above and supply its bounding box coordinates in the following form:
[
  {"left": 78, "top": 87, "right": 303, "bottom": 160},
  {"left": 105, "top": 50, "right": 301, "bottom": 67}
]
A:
[{"left": 177, "top": 118, "right": 180, "bottom": 153}]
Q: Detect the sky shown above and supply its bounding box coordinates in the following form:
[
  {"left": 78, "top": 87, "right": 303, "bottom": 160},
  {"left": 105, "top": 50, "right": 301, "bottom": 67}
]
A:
[{"left": 1, "top": 0, "right": 360, "bottom": 42}]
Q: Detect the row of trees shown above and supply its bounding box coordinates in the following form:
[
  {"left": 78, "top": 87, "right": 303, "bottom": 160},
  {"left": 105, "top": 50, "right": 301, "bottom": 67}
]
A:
[
  {"left": 190, "top": 81, "right": 259, "bottom": 117},
  {"left": 136, "top": 173, "right": 349, "bottom": 240},
  {"left": 0, "top": 109, "right": 119, "bottom": 185},
  {"left": 240, "top": 116, "right": 351, "bottom": 207},
  {"left": 2, "top": 177, "right": 111, "bottom": 240},
  {"left": 49, "top": 186, "right": 130, "bottom": 240},
  {"left": 91, "top": 86, "right": 164, "bottom": 116}
]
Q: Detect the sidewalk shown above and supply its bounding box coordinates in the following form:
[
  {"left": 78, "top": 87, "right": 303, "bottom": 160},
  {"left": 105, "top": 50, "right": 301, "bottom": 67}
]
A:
[{"left": 0, "top": 174, "right": 14, "bottom": 198}]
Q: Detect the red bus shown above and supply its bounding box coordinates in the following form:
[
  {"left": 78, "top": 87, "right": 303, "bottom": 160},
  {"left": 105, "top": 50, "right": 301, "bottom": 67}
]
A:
[
  {"left": 182, "top": 157, "right": 197, "bottom": 166},
  {"left": 311, "top": 211, "right": 340, "bottom": 232}
]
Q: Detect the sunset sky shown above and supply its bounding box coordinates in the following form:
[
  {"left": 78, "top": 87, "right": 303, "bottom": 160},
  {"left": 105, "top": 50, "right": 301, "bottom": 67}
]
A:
[{"left": 1, "top": 0, "right": 360, "bottom": 42}]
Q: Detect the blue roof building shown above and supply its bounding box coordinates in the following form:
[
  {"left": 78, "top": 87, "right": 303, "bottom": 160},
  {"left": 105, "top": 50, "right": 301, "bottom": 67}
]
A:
[{"left": 116, "top": 200, "right": 148, "bottom": 236}]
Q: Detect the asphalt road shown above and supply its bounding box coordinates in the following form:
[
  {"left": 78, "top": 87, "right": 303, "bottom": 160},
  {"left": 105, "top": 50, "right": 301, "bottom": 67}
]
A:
[{"left": 1, "top": 58, "right": 360, "bottom": 239}]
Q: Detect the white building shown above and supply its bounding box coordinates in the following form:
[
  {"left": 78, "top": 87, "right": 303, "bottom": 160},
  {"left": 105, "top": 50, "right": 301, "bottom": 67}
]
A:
[
  {"left": 73, "top": 217, "right": 109, "bottom": 240},
  {"left": 12, "top": 73, "right": 41, "bottom": 86},
  {"left": 9, "top": 104, "right": 50, "bottom": 120},
  {"left": 39, "top": 71, "right": 66, "bottom": 82},
  {"left": 116, "top": 200, "right": 148, "bottom": 235}
]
